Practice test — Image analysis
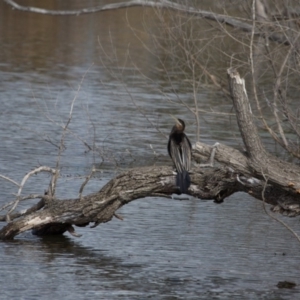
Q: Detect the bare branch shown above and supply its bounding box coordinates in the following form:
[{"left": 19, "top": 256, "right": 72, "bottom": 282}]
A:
[
  {"left": 6, "top": 166, "right": 57, "bottom": 221},
  {"left": 0, "top": 198, "right": 46, "bottom": 222},
  {"left": 0, "top": 174, "right": 20, "bottom": 187},
  {"left": 51, "top": 66, "right": 92, "bottom": 196},
  {"left": 227, "top": 68, "right": 265, "bottom": 160},
  {"left": 78, "top": 166, "right": 96, "bottom": 199}
]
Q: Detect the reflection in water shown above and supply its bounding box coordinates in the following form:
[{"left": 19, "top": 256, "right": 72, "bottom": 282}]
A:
[
  {"left": 1, "top": 196, "right": 300, "bottom": 299},
  {"left": 0, "top": 1, "right": 300, "bottom": 299}
]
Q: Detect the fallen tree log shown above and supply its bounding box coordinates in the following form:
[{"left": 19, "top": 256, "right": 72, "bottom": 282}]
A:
[
  {"left": 1, "top": 68, "right": 300, "bottom": 240},
  {"left": 0, "top": 164, "right": 233, "bottom": 240}
]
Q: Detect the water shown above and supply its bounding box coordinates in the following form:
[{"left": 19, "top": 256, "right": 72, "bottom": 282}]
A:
[{"left": 0, "top": 1, "right": 299, "bottom": 299}]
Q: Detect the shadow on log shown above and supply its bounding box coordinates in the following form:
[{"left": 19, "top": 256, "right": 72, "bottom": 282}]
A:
[{"left": 1, "top": 68, "right": 300, "bottom": 240}]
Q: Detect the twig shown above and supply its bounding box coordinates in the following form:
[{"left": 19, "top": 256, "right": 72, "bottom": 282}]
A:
[
  {"left": 0, "top": 174, "right": 20, "bottom": 187},
  {"left": 249, "top": 0, "right": 279, "bottom": 145},
  {"left": 0, "top": 194, "right": 46, "bottom": 213},
  {"left": 0, "top": 198, "right": 46, "bottom": 222},
  {"left": 6, "top": 166, "right": 57, "bottom": 221},
  {"left": 114, "top": 213, "right": 124, "bottom": 221},
  {"left": 97, "top": 34, "right": 167, "bottom": 139},
  {"left": 79, "top": 166, "right": 96, "bottom": 199},
  {"left": 51, "top": 66, "right": 93, "bottom": 196}
]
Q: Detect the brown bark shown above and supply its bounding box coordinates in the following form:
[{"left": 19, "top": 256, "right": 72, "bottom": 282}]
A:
[
  {"left": 1, "top": 69, "right": 300, "bottom": 240},
  {"left": 0, "top": 164, "right": 240, "bottom": 240}
]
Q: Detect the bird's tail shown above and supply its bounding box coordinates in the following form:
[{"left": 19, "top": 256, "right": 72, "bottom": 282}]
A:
[{"left": 176, "top": 170, "right": 191, "bottom": 194}]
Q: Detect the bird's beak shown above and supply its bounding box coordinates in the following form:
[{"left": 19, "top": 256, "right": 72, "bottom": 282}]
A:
[{"left": 170, "top": 114, "right": 181, "bottom": 126}]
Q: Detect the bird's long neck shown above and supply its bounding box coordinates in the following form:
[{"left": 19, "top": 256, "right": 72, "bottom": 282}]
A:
[{"left": 170, "top": 128, "right": 185, "bottom": 145}]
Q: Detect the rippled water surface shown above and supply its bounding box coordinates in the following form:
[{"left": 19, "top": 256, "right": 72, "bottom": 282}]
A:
[{"left": 0, "top": 1, "right": 300, "bottom": 299}]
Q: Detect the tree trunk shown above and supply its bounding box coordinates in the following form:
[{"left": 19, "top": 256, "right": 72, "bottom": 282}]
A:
[{"left": 0, "top": 68, "right": 299, "bottom": 240}]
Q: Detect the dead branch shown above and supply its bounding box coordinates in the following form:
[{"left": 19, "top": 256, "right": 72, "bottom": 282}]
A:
[
  {"left": 0, "top": 139, "right": 299, "bottom": 240},
  {"left": 228, "top": 68, "right": 300, "bottom": 192},
  {"left": 78, "top": 166, "right": 96, "bottom": 199},
  {"left": 5, "top": 166, "right": 57, "bottom": 221},
  {"left": 0, "top": 164, "right": 259, "bottom": 240},
  {"left": 1, "top": 136, "right": 300, "bottom": 240},
  {"left": 0, "top": 174, "right": 20, "bottom": 187}
]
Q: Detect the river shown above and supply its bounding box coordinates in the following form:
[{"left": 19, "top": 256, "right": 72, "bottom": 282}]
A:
[{"left": 0, "top": 0, "right": 299, "bottom": 299}]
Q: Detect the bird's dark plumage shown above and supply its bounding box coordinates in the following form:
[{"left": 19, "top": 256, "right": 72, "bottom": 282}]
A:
[{"left": 168, "top": 118, "right": 192, "bottom": 194}]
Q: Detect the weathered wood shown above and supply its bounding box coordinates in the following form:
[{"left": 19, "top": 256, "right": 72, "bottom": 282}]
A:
[
  {"left": 227, "top": 68, "right": 266, "bottom": 161},
  {"left": 0, "top": 142, "right": 299, "bottom": 240},
  {"left": 0, "top": 165, "right": 237, "bottom": 239},
  {"left": 227, "top": 68, "right": 300, "bottom": 193}
]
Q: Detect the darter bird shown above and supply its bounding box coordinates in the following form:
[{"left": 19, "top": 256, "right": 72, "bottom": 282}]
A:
[{"left": 168, "top": 117, "right": 192, "bottom": 194}]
